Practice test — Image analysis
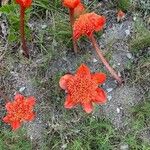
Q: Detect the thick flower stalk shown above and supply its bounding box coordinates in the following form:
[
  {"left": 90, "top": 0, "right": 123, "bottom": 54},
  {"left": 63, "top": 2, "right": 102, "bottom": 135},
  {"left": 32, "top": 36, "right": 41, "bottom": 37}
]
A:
[
  {"left": 59, "top": 64, "right": 107, "bottom": 113},
  {"left": 63, "top": 0, "right": 85, "bottom": 53},
  {"left": 3, "top": 93, "right": 36, "bottom": 130},
  {"left": 15, "top": 0, "right": 32, "bottom": 58},
  {"left": 73, "top": 12, "right": 122, "bottom": 84}
]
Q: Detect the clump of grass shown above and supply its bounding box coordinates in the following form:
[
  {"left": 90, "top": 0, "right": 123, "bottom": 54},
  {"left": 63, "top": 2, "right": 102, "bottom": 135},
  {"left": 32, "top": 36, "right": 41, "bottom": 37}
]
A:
[
  {"left": 130, "top": 18, "right": 150, "bottom": 52},
  {"left": 0, "top": 125, "right": 32, "bottom": 150},
  {"left": 124, "top": 99, "right": 150, "bottom": 149},
  {"left": 119, "top": 0, "right": 132, "bottom": 11},
  {"left": 0, "top": 2, "right": 31, "bottom": 43},
  {"left": 113, "top": 0, "right": 132, "bottom": 11}
]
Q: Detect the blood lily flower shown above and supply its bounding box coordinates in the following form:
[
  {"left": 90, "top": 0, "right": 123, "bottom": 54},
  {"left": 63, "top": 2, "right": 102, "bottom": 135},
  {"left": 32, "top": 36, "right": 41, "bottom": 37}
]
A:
[
  {"left": 117, "top": 10, "right": 125, "bottom": 22},
  {"left": 73, "top": 12, "right": 122, "bottom": 84},
  {"left": 3, "top": 93, "right": 36, "bottom": 130},
  {"left": 63, "top": 0, "right": 85, "bottom": 53},
  {"left": 15, "top": 0, "right": 32, "bottom": 58},
  {"left": 59, "top": 64, "right": 107, "bottom": 113}
]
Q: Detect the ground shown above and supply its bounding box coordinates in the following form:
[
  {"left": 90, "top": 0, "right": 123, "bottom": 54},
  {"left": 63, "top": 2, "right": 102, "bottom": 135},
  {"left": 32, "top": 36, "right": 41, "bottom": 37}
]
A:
[{"left": 0, "top": 0, "right": 150, "bottom": 150}]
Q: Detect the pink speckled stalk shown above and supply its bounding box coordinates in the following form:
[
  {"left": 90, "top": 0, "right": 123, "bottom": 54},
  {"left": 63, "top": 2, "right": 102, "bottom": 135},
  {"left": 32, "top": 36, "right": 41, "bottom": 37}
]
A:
[
  {"left": 69, "top": 8, "right": 78, "bottom": 53},
  {"left": 20, "top": 6, "right": 29, "bottom": 58},
  {"left": 90, "top": 35, "right": 122, "bottom": 84}
]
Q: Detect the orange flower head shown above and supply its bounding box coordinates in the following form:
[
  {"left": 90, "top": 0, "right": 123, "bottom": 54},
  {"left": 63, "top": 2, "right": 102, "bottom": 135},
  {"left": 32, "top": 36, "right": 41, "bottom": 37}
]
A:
[
  {"left": 73, "top": 12, "right": 106, "bottom": 40},
  {"left": 74, "top": 3, "right": 85, "bottom": 18},
  {"left": 117, "top": 10, "right": 125, "bottom": 22},
  {"left": 59, "top": 64, "right": 107, "bottom": 113},
  {"left": 3, "top": 93, "right": 36, "bottom": 130},
  {"left": 15, "top": 0, "right": 32, "bottom": 8},
  {"left": 63, "top": 0, "right": 80, "bottom": 9}
]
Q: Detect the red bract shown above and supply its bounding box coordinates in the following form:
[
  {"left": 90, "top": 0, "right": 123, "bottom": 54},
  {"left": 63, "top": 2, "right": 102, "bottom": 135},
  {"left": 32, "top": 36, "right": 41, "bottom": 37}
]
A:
[
  {"left": 3, "top": 94, "right": 36, "bottom": 131},
  {"left": 63, "top": 0, "right": 80, "bottom": 9},
  {"left": 73, "top": 12, "right": 106, "bottom": 40},
  {"left": 15, "top": 0, "right": 32, "bottom": 8},
  {"left": 59, "top": 64, "right": 107, "bottom": 113}
]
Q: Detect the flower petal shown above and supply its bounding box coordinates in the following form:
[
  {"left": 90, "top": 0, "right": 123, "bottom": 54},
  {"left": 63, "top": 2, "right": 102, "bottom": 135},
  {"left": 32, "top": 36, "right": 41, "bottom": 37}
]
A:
[
  {"left": 3, "top": 116, "right": 10, "bottom": 123},
  {"left": 25, "top": 113, "right": 35, "bottom": 121},
  {"left": 14, "top": 93, "right": 24, "bottom": 101},
  {"left": 59, "top": 74, "right": 73, "bottom": 90},
  {"left": 94, "top": 88, "right": 107, "bottom": 104},
  {"left": 82, "top": 102, "right": 93, "bottom": 113},
  {"left": 26, "top": 96, "right": 36, "bottom": 106},
  {"left": 64, "top": 95, "right": 75, "bottom": 109},
  {"left": 11, "top": 121, "right": 21, "bottom": 131},
  {"left": 92, "top": 73, "right": 106, "bottom": 84},
  {"left": 76, "top": 64, "right": 91, "bottom": 78},
  {"left": 5, "top": 102, "right": 13, "bottom": 111}
]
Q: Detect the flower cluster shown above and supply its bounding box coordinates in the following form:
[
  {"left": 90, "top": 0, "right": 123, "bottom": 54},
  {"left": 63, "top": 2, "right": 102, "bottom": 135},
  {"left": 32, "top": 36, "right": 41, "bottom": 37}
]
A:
[
  {"left": 73, "top": 12, "right": 106, "bottom": 40},
  {"left": 3, "top": 94, "right": 36, "bottom": 130},
  {"left": 59, "top": 64, "right": 106, "bottom": 113}
]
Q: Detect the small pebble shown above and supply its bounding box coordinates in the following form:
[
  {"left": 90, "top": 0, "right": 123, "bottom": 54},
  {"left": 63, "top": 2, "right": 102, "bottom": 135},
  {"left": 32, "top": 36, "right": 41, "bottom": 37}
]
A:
[
  {"left": 125, "top": 29, "right": 130, "bottom": 36},
  {"left": 93, "top": 58, "right": 98, "bottom": 63},
  {"left": 117, "top": 108, "right": 120, "bottom": 113},
  {"left": 61, "top": 144, "right": 67, "bottom": 149},
  {"left": 133, "top": 16, "right": 136, "bottom": 21},
  {"left": 126, "top": 53, "right": 132, "bottom": 59},
  {"left": 106, "top": 88, "right": 113, "bottom": 93},
  {"left": 41, "top": 24, "right": 47, "bottom": 29},
  {"left": 19, "top": 87, "right": 26, "bottom": 92},
  {"left": 107, "top": 95, "right": 112, "bottom": 101},
  {"left": 120, "top": 144, "right": 129, "bottom": 150}
]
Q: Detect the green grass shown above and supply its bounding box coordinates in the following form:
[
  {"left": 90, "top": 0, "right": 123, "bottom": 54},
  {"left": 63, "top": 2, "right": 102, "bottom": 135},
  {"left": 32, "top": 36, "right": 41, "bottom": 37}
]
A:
[
  {"left": 40, "top": 98, "right": 150, "bottom": 150},
  {"left": 130, "top": 18, "right": 150, "bottom": 52},
  {"left": 0, "top": 125, "right": 32, "bottom": 150}
]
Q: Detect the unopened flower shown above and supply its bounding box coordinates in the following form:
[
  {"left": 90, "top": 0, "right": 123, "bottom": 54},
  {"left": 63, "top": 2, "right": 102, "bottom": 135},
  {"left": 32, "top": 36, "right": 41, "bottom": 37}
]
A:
[
  {"left": 15, "top": 0, "right": 32, "bottom": 8},
  {"left": 63, "top": 0, "right": 80, "bottom": 9},
  {"left": 3, "top": 93, "right": 36, "bottom": 130},
  {"left": 117, "top": 10, "right": 125, "bottom": 22},
  {"left": 74, "top": 2, "right": 85, "bottom": 18},
  {"left": 59, "top": 64, "right": 107, "bottom": 113},
  {"left": 73, "top": 12, "right": 106, "bottom": 40}
]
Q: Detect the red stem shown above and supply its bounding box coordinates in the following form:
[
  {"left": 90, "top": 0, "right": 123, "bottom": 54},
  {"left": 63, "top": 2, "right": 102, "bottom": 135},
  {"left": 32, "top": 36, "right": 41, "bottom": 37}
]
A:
[
  {"left": 90, "top": 35, "right": 122, "bottom": 84},
  {"left": 0, "top": 90, "right": 10, "bottom": 103},
  {"left": 20, "top": 6, "right": 29, "bottom": 58},
  {"left": 69, "top": 8, "right": 78, "bottom": 53}
]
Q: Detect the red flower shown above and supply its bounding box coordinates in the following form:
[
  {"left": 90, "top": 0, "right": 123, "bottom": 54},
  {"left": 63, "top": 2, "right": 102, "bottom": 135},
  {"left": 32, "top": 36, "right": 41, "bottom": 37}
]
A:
[
  {"left": 15, "top": 0, "right": 32, "bottom": 8},
  {"left": 59, "top": 64, "right": 107, "bottom": 113},
  {"left": 74, "top": 2, "right": 85, "bottom": 17},
  {"left": 63, "top": 0, "right": 80, "bottom": 9},
  {"left": 3, "top": 94, "right": 36, "bottom": 130},
  {"left": 73, "top": 12, "right": 106, "bottom": 40}
]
